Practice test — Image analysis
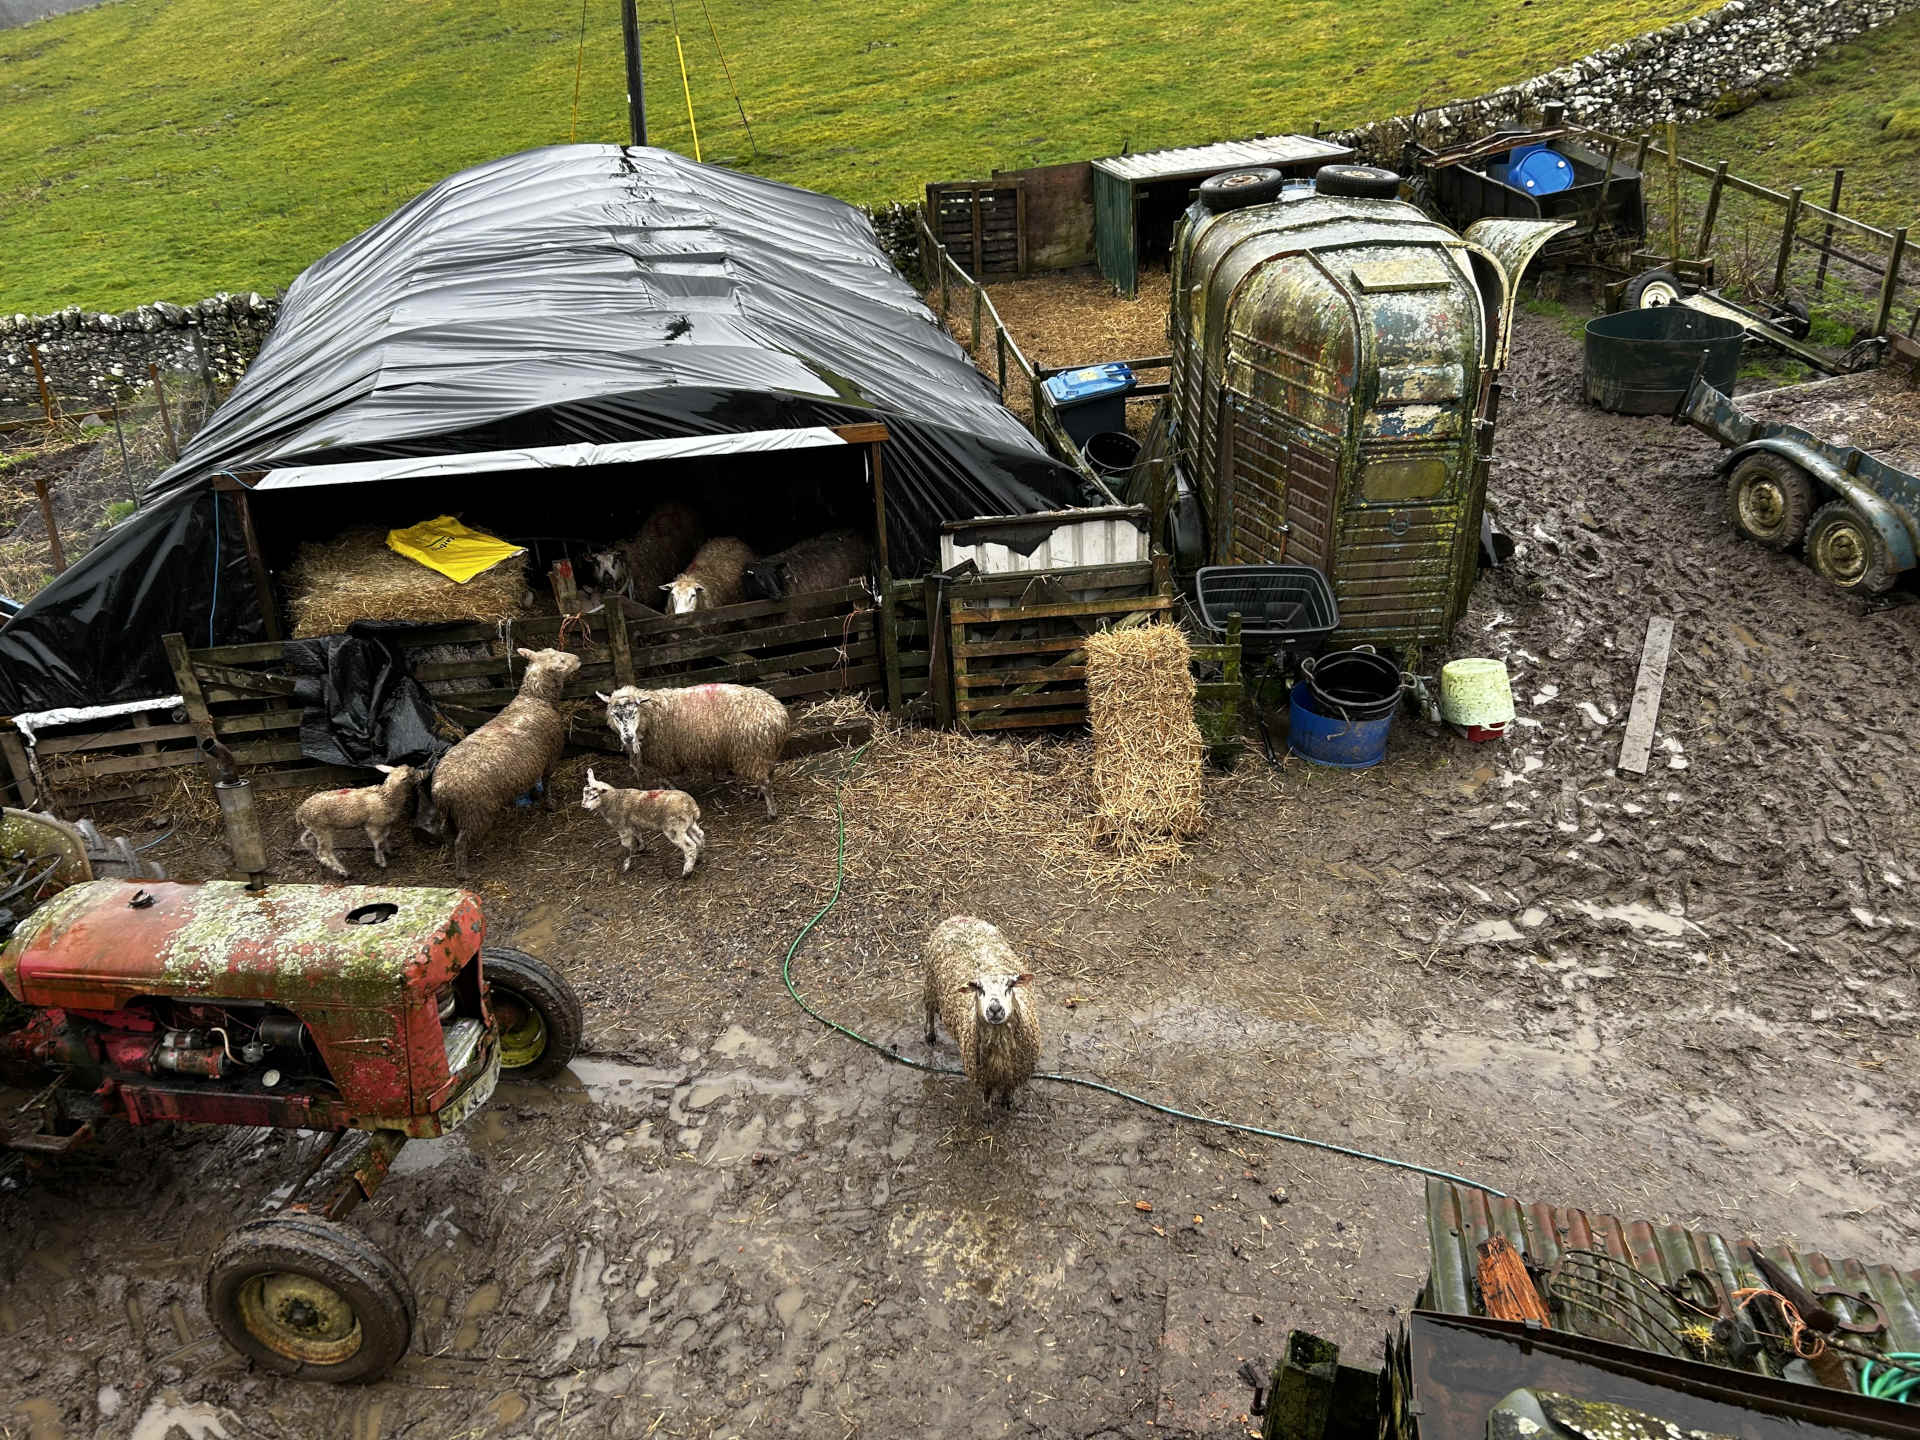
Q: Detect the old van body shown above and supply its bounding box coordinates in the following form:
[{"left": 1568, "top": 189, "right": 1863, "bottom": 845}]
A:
[{"left": 1167, "top": 169, "right": 1568, "bottom": 651}]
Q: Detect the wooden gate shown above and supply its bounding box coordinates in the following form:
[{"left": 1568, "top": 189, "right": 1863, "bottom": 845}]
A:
[{"left": 924, "top": 180, "right": 1026, "bottom": 278}]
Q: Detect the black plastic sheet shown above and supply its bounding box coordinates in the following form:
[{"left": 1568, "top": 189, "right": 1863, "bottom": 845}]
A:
[
  {"left": 0, "top": 145, "right": 1088, "bottom": 712},
  {"left": 284, "top": 624, "right": 449, "bottom": 771}
]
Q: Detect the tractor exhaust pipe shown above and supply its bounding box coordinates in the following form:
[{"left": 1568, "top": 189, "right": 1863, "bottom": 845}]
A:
[{"left": 201, "top": 738, "right": 269, "bottom": 889}]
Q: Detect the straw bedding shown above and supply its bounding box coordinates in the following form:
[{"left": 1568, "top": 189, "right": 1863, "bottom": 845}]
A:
[
  {"left": 285, "top": 527, "right": 526, "bottom": 638},
  {"left": 1084, "top": 623, "right": 1204, "bottom": 859}
]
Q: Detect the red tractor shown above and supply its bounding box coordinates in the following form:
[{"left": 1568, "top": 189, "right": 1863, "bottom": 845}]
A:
[{"left": 0, "top": 808, "right": 581, "bottom": 1382}]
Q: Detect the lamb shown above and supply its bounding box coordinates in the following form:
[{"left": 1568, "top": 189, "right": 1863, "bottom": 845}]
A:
[
  {"left": 431, "top": 647, "right": 582, "bottom": 877},
  {"left": 740, "top": 529, "right": 870, "bottom": 602},
  {"left": 664, "top": 536, "right": 756, "bottom": 614},
  {"left": 588, "top": 501, "right": 704, "bottom": 600},
  {"left": 922, "top": 916, "right": 1041, "bottom": 1114},
  {"left": 295, "top": 764, "right": 418, "bottom": 879},
  {"left": 597, "top": 682, "right": 790, "bottom": 818},
  {"left": 580, "top": 767, "right": 706, "bottom": 877}
]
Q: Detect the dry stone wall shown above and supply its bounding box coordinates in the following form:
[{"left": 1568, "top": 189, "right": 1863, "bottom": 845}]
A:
[{"left": 1, "top": 293, "right": 276, "bottom": 414}]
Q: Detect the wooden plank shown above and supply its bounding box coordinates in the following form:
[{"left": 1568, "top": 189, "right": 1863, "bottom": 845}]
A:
[
  {"left": 760, "top": 664, "right": 882, "bottom": 700},
  {"left": 632, "top": 641, "right": 877, "bottom": 689},
  {"left": 958, "top": 688, "right": 1089, "bottom": 714},
  {"left": 605, "top": 598, "right": 636, "bottom": 689},
  {"left": 232, "top": 490, "right": 282, "bottom": 644},
  {"left": 622, "top": 585, "right": 868, "bottom": 638},
  {"left": 956, "top": 665, "right": 1087, "bottom": 687},
  {"left": 946, "top": 561, "right": 1154, "bottom": 600},
  {"left": 869, "top": 440, "right": 903, "bottom": 717},
  {"left": 423, "top": 666, "right": 617, "bottom": 710},
  {"left": 36, "top": 721, "right": 199, "bottom": 756},
  {"left": 192, "top": 640, "right": 288, "bottom": 665},
  {"left": 954, "top": 634, "right": 1095, "bottom": 659},
  {"left": 163, "top": 633, "right": 220, "bottom": 764},
  {"left": 191, "top": 660, "right": 299, "bottom": 697},
  {"left": 38, "top": 746, "right": 203, "bottom": 781},
  {"left": 950, "top": 593, "right": 1171, "bottom": 625},
  {"left": 963, "top": 708, "right": 1086, "bottom": 731},
  {"left": 924, "top": 576, "right": 953, "bottom": 728},
  {"left": 1, "top": 731, "right": 38, "bottom": 807},
  {"left": 1616, "top": 616, "right": 1675, "bottom": 776},
  {"left": 630, "top": 613, "right": 874, "bottom": 668}
]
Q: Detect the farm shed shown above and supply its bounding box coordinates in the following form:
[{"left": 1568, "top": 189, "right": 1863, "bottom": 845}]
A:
[
  {"left": 0, "top": 144, "right": 1092, "bottom": 714},
  {"left": 1092, "top": 135, "right": 1353, "bottom": 296}
]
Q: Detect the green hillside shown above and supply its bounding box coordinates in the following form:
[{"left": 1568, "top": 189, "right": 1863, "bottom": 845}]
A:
[{"left": 1, "top": 0, "right": 1710, "bottom": 313}]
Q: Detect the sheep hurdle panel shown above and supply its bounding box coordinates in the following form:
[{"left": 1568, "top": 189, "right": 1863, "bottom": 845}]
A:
[
  {"left": 618, "top": 584, "right": 886, "bottom": 704},
  {"left": 947, "top": 562, "right": 1171, "bottom": 732}
]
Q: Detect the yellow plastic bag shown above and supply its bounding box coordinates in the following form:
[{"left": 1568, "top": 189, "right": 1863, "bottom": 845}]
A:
[{"left": 385, "top": 516, "right": 527, "bottom": 584}]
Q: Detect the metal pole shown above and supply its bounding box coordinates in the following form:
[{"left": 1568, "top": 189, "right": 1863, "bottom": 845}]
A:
[
  {"left": 621, "top": 0, "right": 648, "bottom": 146},
  {"left": 1814, "top": 168, "right": 1843, "bottom": 295},
  {"left": 1874, "top": 226, "right": 1908, "bottom": 338}
]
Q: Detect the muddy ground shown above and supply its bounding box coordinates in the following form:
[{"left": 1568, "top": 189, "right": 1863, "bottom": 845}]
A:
[{"left": 3, "top": 306, "right": 1918, "bottom": 1439}]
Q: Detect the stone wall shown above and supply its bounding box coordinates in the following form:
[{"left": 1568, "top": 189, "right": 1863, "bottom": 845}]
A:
[{"left": 1, "top": 293, "right": 278, "bottom": 413}]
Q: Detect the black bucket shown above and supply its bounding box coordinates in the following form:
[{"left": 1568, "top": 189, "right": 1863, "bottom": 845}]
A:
[
  {"left": 1301, "top": 646, "right": 1404, "bottom": 721},
  {"left": 1083, "top": 431, "right": 1143, "bottom": 480},
  {"left": 1583, "top": 307, "right": 1744, "bottom": 416}
]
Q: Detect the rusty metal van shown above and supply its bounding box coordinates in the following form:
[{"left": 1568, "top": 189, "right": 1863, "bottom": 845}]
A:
[{"left": 1166, "top": 163, "right": 1569, "bottom": 652}]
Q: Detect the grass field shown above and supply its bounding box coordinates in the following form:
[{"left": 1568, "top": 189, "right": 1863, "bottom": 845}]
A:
[{"left": 0, "top": 0, "right": 1715, "bottom": 312}]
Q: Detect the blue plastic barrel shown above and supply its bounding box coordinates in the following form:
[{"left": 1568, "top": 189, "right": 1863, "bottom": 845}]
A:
[
  {"left": 1288, "top": 681, "right": 1394, "bottom": 769},
  {"left": 1508, "top": 144, "right": 1573, "bottom": 196}
]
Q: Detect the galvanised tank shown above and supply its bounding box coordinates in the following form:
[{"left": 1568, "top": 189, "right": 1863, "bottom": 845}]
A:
[{"left": 1168, "top": 169, "right": 1567, "bottom": 651}]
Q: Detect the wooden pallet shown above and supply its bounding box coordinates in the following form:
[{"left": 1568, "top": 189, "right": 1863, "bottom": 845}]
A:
[{"left": 946, "top": 562, "right": 1170, "bottom": 731}]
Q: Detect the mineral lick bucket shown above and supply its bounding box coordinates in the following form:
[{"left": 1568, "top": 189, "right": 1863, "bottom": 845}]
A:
[
  {"left": 1288, "top": 681, "right": 1395, "bottom": 769},
  {"left": 1440, "top": 657, "right": 1515, "bottom": 741}
]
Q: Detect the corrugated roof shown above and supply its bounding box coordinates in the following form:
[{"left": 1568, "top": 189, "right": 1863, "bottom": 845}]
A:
[
  {"left": 1091, "top": 134, "right": 1352, "bottom": 184},
  {"left": 1424, "top": 1179, "right": 1920, "bottom": 1386}
]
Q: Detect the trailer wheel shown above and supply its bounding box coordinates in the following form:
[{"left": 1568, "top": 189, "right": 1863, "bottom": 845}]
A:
[
  {"left": 205, "top": 1214, "right": 414, "bottom": 1383},
  {"left": 482, "top": 946, "right": 583, "bottom": 1079},
  {"left": 1726, "top": 453, "right": 1815, "bottom": 550},
  {"left": 1314, "top": 164, "right": 1402, "bottom": 200},
  {"left": 1624, "top": 269, "right": 1684, "bottom": 308},
  {"left": 1805, "top": 501, "right": 1895, "bottom": 596},
  {"left": 1198, "top": 167, "right": 1286, "bottom": 212}
]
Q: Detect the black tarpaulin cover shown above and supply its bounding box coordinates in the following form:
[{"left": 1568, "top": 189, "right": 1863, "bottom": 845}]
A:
[{"left": 0, "top": 144, "right": 1087, "bottom": 712}]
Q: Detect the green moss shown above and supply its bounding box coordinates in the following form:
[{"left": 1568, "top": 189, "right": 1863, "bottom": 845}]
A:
[
  {"left": 1, "top": 0, "right": 1712, "bottom": 312},
  {"left": 103, "top": 498, "right": 138, "bottom": 526}
]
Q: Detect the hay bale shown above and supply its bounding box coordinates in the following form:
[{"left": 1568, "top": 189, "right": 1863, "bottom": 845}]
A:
[
  {"left": 1084, "top": 623, "right": 1204, "bottom": 857},
  {"left": 285, "top": 528, "right": 527, "bottom": 638}
]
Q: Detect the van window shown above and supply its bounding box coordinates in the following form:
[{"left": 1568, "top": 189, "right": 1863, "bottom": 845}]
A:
[{"left": 1361, "top": 456, "right": 1449, "bottom": 503}]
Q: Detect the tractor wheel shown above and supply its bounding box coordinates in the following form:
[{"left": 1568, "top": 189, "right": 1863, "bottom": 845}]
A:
[
  {"left": 1725, "top": 452, "right": 1815, "bottom": 550},
  {"left": 205, "top": 1214, "right": 414, "bottom": 1383},
  {"left": 1198, "top": 167, "right": 1286, "bottom": 213},
  {"left": 1805, "top": 501, "right": 1896, "bottom": 596},
  {"left": 1314, "top": 163, "right": 1403, "bottom": 200},
  {"left": 1624, "top": 268, "right": 1685, "bottom": 309},
  {"left": 482, "top": 946, "right": 583, "bottom": 1080}
]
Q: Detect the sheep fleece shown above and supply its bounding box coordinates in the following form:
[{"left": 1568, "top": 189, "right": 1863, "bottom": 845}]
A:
[
  {"left": 923, "top": 917, "right": 1041, "bottom": 1106},
  {"left": 432, "top": 670, "right": 569, "bottom": 845},
  {"left": 623, "top": 685, "right": 789, "bottom": 786}
]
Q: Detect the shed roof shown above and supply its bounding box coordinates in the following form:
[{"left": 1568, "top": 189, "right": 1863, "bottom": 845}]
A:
[{"left": 1091, "top": 134, "right": 1352, "bottom": 184}]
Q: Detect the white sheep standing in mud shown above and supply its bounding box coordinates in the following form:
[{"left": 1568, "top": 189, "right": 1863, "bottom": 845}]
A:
[
  {"left": 580, "top": 767, "right": 706, "bottom": 877},
  {"left": 923, "top": 916, "right": 1041, "bottom": 1115},
  {"left": 598, "top": 682, "right": 789, "bottom": 818},
  {"left": 295, "top": 764, "right": 418, "bottom": 878}
]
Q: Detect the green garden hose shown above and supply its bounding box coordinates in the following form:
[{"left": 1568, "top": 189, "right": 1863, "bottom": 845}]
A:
[
  {"left": 1862, "top": 1353, "right": 1920, "bottom": 1404},
  {"left": 779, "top": 742, "right": 1509, "bottom": 1198}
]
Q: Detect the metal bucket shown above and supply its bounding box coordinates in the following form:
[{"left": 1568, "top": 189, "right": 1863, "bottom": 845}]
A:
[{"left": 1583, "top": 307, "right": 1743, "bottom": 416}]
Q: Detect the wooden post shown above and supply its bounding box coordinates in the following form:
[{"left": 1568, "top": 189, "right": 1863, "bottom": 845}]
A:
[
  {"left": 1772, "top": 185, "right": 1804, "bottom": 296},
  {"left": 31, "top": 473, "right": 65, "bottom": 574},
  {"left": 1814, "top": 168, "right": 1844, "bottom": 294},
  {"left": 1221, "top": 610, "right": 1243, "bottom": 757},
  {"left": 970, "top": 283, "right": 983, "bottom": 353},
  {"left": 923, "top": 575, "right": 953, "bottom": 728},
  {"left": 1665, "top": 117, "right": 1682, "bottom": 264},
  {"left": 995, "top": 327, "right": 1008, "bottom": 400},
  {"left": 606, "top": 599, "right": 636, "bottom": 688},
  {"left": 1588, "top": 139, "right": 1620, "bottom": 238},
  {"left": 111, "top": 404, "right": 138, "bottom": 506},
  {"left": 149, "top": 363, "right": 179, "bottom": 460},
  {"left": 867, "top": 439, "right": 904, "bottom": 716},
  {"left": 1874, "top": 227, "right": 1909, "bottom": 338},
  {"left": 1697, "top": 160, "right": 1728, "bottom": 256},
  {"left": 939, "top": 243, "right": 950, "bottom": 317},
  {"left": 27, "top": 343, "right": 56, "bottom": 424},
  {"left": 1617, "top": 616, "right": 1674, "bottom": 776},
  {"left": 969, "top": 185, "right": 985, "bottom": 275},
  {"left": 229, "top": 488, "right": 281, "bottom": 643},
  {"left": 163, "top": 632, "right": 221, "bottom": 772},
  {"left": 0, "top": 730, "right": 38, "bottom": 809},
  {"left": 1631, "top": 132, "right": 1652, "bottom": 182}
]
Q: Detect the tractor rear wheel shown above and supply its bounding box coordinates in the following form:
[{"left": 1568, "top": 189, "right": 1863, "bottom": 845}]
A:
[
  {"left": 482, "top": 946, "right": 583, "bottom": 1080},
  {"left": 1805, "top": 501, "right": 1896, "bottom": 595},
  {"left": 1726, "top": 452, "right": 1815, "bottom": 550},
  {"left": 205, "top": 1214, "right": 414, "bottom": 1383}
]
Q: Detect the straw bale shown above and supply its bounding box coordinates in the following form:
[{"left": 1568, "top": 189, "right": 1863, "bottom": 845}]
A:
[
  {"left": 285, "top": 527, "right": 526, "bottom": 638},
  {"left": 1084, "top": 623, "right": 1204, "bottom": 858}
]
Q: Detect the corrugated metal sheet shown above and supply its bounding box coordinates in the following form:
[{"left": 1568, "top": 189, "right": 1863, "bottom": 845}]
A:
[
  {"left": 939, "top": 507, "right": 1150, "bottom": 607},
  {"left": 1425, "top": 1179, "right": 1920, "bottom": 1385},
  {"left": 1092, "top": 135, "right": 1352, "bottom": 184}
]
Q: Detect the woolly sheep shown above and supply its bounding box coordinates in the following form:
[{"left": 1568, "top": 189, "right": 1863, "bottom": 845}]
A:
[
  {"left": 741, "top": 529, "right": 870, "bottom": 602},
  {"left": 580, "top": 767, "right": 706, "bottom": 877},
  {"left": 588, "top": 501, "right": 704, "bottom": 599},
  {"left": 432, "top": 647, "right": 581, "bottom": 877},
  {"left": 597, "top": 682, "right": 789, "bottom": 819},
  {"left": 664, "top": 536, "right": 756, "bottom": 615},
  {"left": 922, "top": 916, "right": 1041, "bottom": 1114},
  {"left": 295, "top": 764, "right": 418, "bottom": 879}
]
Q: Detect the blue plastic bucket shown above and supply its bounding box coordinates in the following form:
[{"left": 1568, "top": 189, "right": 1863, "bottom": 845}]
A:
[{"left": 1288, "top": 681, "right": 1394, "bottom": 769}]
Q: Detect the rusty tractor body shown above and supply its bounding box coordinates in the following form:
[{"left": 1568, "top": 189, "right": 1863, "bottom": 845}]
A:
[
  {"left": 0, "top": 817, "right": 581, "bottom": 1382},
  {"left": 1168, "top": 168, "right": 1570, "bottom": 651}
]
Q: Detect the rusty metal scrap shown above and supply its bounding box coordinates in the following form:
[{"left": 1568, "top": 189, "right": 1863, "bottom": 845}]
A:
[{"left": 1477, "top": 1234, "right": 1552, "bottom": 1326}]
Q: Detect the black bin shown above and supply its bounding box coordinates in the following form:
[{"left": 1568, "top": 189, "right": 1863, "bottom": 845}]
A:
[
  {"left": 1584, "top": 307, "right": 1744, "bottom": 416},
  {"left": 1194, "top": 565, "right": 1339, "bottom": 654}
]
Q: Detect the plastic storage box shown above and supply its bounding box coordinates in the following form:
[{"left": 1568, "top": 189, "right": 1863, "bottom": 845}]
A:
[
  {"left": 1043, "top": 364, "right": 1136, "bottom": 447},
  {"left": 1193, "top": 565, "right": 1339, "bottom": 653}
]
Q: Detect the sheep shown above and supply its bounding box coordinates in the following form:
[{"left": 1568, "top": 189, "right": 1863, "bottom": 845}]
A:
[
  {"left": 741, "top": 529, "right": 870, "bottom": 603},
  {"left": 431, "top": 647, "right": 581, "bottom": 877},
  {"left": 597, "top": 682, "right": 790, "bottom": 819},
  {"left": 588, "top": 502, "right": 704, "bottom": 600},
  {"left": 295, "top": 764, "right": 418, "bottom": 879},
  {"left": 664, "top": 536, "right": 756, "bottom": 615},
  {"left": 922, "top": 917, "right": 1041, "bottom": 1114},
  {"left": 580, "top": 767, "right": 706, "bottom": 877}
]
